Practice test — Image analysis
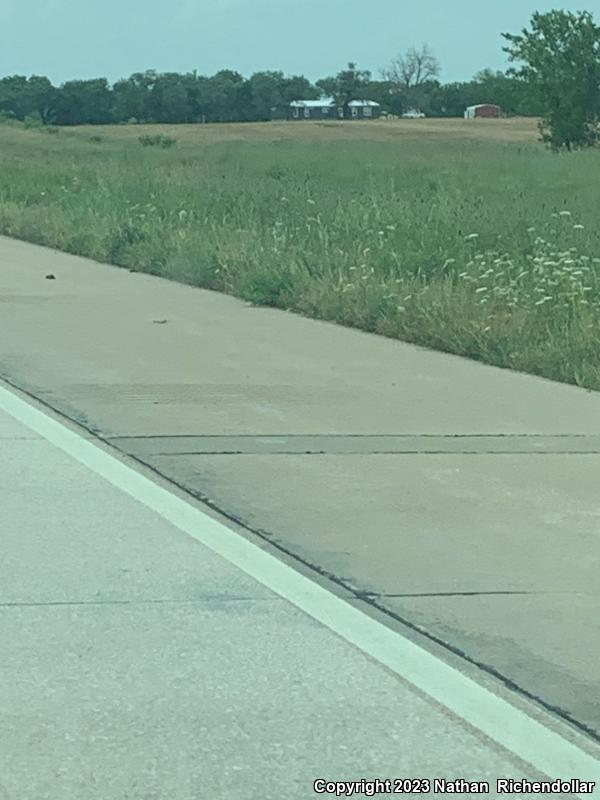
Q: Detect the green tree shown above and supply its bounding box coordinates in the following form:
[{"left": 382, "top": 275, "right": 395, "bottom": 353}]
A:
[
  {"left": 0, "top": 75, "right": 56, "bottom": 122},
  {"left": 202, "top": 70, "right": 245, "bottom": 122},
  {"left": 280, "top": 75, "right": 319, "bottom": 104},
  {"left": 503, "top": 10, "right": 600, "bottom": 150},
  {"left": 245, "top": 71, "right": 285, "bottom": 120},
  {"left": 147, "top": 73, "right": 192, "bottom": 122},
  {"left": 316, "top": 62, "right": 371, "bottom": 109},
  {"left": 53, "top": 79, "right": 113, "bottom": 125},
  {"left": 112, "top": 71, "right": 157, "bottom": 122},
  {"left": 359, "top": 78, "right": 402, "bottom": 114}
]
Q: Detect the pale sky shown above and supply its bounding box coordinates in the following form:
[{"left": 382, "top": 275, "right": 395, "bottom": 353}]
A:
[{"left": 1, "top": 0, "right": 599, "bottom": 85}]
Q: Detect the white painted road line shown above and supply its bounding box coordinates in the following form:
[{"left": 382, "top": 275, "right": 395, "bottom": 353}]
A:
[{"left": 1, "top": 379, "right": 599, "bottom": 794}]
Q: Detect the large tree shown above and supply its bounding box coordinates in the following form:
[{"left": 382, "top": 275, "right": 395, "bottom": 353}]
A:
[
  {"left": 316, "top": 62, "right": 371, "bottom": 108},
  {"left": 112, "top": 71, "right": 160, "bottom": 122},
  {"left": 382, "top": 44, "right": 440, "bottom": 90},
  {"left": 201, "top": 70, "right": 246, "bottom": 122},
  {"left": 381, "top": 44, "right": 440, "bottom": 111},
  {"left": 53, "top": 79, "right": 113, "bottom": 125},
  {"left": 246, "top": 71, "right": 286, "bottom": 120},
  {"left": 146, "top": 73, "right": 193, "bottom": 123},
  {"left": 0, "top": 75, "right": 56, "bottom": 122},
  {"left": 503, "top": 10, "right": 600, "bottom": 150}
]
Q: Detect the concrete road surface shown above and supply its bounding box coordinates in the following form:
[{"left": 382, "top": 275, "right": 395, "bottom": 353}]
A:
[
  {"left": 2, "top": 387, "right": 600, "bottom": 800},
  {"left": 1, "top": 235, "right": 600, "bottom": 756}
]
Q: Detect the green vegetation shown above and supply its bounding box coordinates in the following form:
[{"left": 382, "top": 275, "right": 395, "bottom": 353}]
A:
[
  {"left": 138, "top": 133, "right": 177, "bottom": 148},
  {"left": 22, "top": 112, "right": 44, "bottom": 129},
  {"left": 0, "top": 64, "right": 539, "bottom": 126},
  {"left": 504, "top": 10, "right": 600, "bottom": 151},
  {"left": 1, "top": 123, "right": 600, "bottom": 389},
  {"left": 0, "top": 50, "right": 542, "bottom": 127}
]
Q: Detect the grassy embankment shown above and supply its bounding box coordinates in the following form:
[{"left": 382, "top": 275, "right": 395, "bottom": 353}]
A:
[{"left": 1, "top": 117, "right": 600, "bottom": 389}]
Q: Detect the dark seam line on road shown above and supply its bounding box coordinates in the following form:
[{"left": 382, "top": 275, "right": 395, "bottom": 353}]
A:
[
  {"left": 147, "top": 450, "right": 600, "bottom": 456},
  {"left": 105, "top": 433, "right": 600, "bottom": 440},
  {"left": 358, "top": 590, "right": 541, "bottom": 598},
  {"left": 1, "top": 373, "right": 598, "bottom": 745},
  {"left": 0, "top": 597, "right": 280, "bottom": 608}
]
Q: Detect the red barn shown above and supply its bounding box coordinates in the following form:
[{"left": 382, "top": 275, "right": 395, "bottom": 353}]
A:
[{"left": 464, "top": 104, "right": 502, "bottom": 119}]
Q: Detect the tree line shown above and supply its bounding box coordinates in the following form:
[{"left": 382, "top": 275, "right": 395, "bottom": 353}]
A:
[{"left": 0, "top": 50, "right": 542, "bottom": 128}]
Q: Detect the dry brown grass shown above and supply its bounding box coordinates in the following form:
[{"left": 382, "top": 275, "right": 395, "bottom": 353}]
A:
[{"left": 71, "top": 116, "right": 541, "bottom": 145}]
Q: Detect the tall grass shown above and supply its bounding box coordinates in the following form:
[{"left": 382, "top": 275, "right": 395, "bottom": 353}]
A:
[{"left": 1, "top": 124, "right": 600, "bottom": 389}]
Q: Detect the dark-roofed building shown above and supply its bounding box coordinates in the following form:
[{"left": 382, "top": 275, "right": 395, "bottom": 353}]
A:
[
  {"left": 289, "top": 98, "right": 337, "bottom": 120},
  {"left": 289, "top": 98, "right": 381, "bottom": 120},
  {"left": 345, "top": 100, "right": 381, "bottom": 119}
]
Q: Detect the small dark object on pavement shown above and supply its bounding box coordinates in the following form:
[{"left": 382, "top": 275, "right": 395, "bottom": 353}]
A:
[
  {"left": 45, "top": 274, "right": 56, "bottom": 279},
  {"left": 153, "top": 319, "right": 168, "bottom": 324}
]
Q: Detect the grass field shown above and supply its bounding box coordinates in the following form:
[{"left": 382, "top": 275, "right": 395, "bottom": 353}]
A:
[
  {"left": 1, "top": 117, "right": 600, "bottom": 390},
  {"left": 74, "top": 116, "right": 541, "bottom": 144}
]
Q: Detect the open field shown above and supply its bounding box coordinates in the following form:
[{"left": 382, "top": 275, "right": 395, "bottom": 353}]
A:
[
  {"left": 1, "top": 117, "right": 600, "bottom": 390},
  {"left": 72, "top": 116, "right": 542, "bottom": 144}
]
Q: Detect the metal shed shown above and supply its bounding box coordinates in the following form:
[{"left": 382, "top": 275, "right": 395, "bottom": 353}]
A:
[{"left": 464, "top": 104, "right": 502, "bottom": 119}]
